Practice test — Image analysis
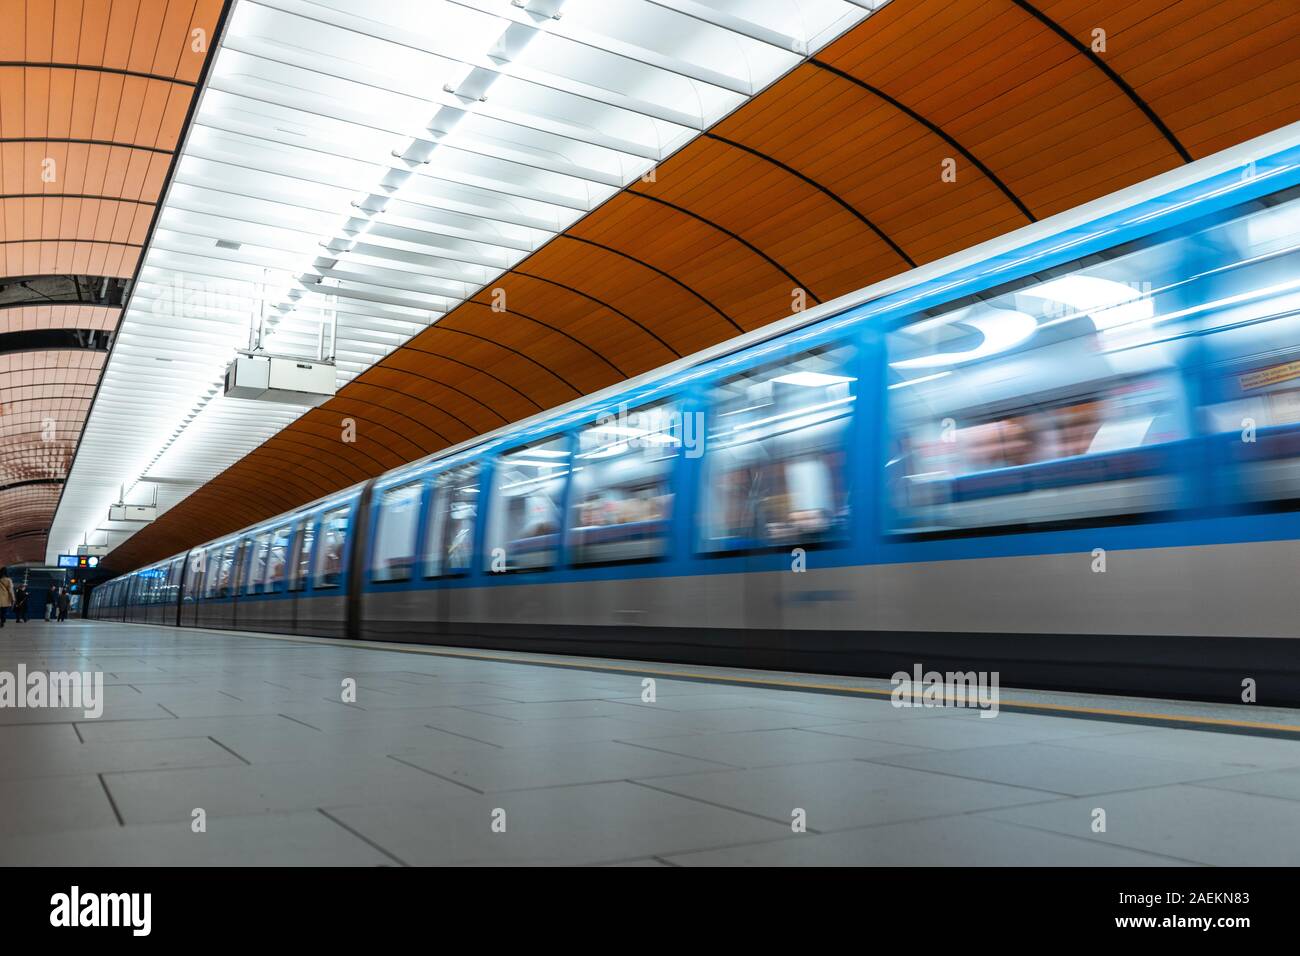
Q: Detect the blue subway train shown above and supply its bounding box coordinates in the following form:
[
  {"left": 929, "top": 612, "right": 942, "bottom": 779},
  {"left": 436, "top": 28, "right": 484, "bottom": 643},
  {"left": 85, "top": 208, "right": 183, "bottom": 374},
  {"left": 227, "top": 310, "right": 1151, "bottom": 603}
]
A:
[{"left": 92, "top": 125, "right": 1300, "bottom": 704}]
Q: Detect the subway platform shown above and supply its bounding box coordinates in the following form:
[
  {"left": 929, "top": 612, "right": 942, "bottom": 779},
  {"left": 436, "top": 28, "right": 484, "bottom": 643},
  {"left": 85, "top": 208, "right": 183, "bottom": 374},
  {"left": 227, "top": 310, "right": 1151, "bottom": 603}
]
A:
[{"left": 3, "top": 620, "right": 1300, "bottom": 867}]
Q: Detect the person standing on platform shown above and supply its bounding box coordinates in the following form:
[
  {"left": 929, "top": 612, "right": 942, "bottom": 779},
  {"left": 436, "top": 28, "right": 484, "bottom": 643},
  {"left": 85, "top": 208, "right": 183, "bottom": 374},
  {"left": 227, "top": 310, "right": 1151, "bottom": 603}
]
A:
[
  {"left": 44, "top": 588, "right": 55, "bottom": 621},
  {"left": 13, "top": 584, "right": 27, "bottom": 623},
  {"left": 0, "top": 568, "right": 13, "bottom": 628},
  {"left": 57, "top": 588, "right": 71, "bottom": 622}
]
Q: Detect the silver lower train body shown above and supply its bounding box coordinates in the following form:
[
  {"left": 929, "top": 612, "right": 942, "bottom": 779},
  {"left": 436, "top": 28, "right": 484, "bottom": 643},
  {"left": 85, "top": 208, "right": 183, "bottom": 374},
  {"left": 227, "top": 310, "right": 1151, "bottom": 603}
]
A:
[
  {"left": 135, "top": 538, "right": 1300, "bottom": 704},
  {"left": 360, "top": 539, "right": 1298, "bottom": 640}
]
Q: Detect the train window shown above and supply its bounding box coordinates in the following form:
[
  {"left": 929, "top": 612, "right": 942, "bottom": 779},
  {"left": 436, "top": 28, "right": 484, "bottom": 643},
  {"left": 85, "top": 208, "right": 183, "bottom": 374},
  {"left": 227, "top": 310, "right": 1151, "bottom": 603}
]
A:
[
  {"left": 247, "top": 532, "right": 271, "bottom": 594},
  {"left": 167, "top": 558, "right": 183, "bottom": 603},
  {"left": 372, "top": 482, "right": 423, "bottom": 583},
  {"left": 885, "top": 234, "right": 1194, "bottom": 533},
  {"left": 266, "top": 524, "right": 292, "bottom": 590},
  {"left": 214, "top": 541, "right": 237, "bottom": 598},
  {"left": 1187, "top": 197, "right": 1300, "bottom": 505},
  {"left": 314, "top": 506, "right": 350, "bottom": 588},
  {"left": 185, "top": 551, "right": 205, "bottom": 602},
  {"left": 700, "top": 344, "right": 855, "bottom": 552},
  {"left": 1204, "top": 337, "right": 1300, "bottom": 505},
  {"left": 203, "top": 545, "right": 223, "bottom": 598},
  {"left": 231, "top": 540, "right": 250, "bottom": 596},
  {"left": 288, "top": 517, "right": 314, "bottom": 592},
  {"left": 485, "top": 435, "right": 570, "bottom": 571},
  {"left": 425, "top": 463, "right": 479, "bottom": 577},
  {"left": 569, "top": 402, "right": 677, "bottom": 564},
  {"left": 208, "top": 546, "right": 223, "bottom": 597}
]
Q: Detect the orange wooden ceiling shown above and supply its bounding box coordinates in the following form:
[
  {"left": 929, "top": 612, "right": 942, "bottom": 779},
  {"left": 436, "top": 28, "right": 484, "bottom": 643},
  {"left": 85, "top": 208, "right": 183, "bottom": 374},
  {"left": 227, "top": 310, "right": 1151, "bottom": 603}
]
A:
[
  {"left": 0, "top": 0, "right": 223, "bottom": 566},
  {"left": 110, "top": 0, "right": 1300, "bottom": 571}
]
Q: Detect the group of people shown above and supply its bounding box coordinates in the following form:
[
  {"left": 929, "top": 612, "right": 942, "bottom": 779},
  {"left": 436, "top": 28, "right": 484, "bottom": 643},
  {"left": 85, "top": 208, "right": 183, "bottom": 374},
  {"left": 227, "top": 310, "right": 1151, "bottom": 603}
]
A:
[{"left": 0, "top": 568, "right": 71, "bottom": 626}]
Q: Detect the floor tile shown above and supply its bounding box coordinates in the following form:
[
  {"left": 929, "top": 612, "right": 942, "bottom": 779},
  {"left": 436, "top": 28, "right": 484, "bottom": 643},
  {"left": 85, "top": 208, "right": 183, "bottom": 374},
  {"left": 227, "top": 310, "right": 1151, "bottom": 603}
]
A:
[
  {"left": 327, "top": 781, "right": 793, "bottom": 865},
  {"left": 1049, "top": 728, "right": 1300, "bottom": 771},
  {"left": 664, "top": 816, "right": 1194, "bottom": 866},
  {"left": 1192, "top": 766, "right": 1300, "bottom": 802},
  {"left": 871, "top": 741, "right": 1251, "bottom": 796},
  {"left": 802, "top": 714, "right": 1124, "bottom": 751},
  {"left": 394, "top": 740, "right": 729, "bottom": 792},
  {"left": 8, "top": 736, "right": 245, "bottom": 779},
  {"left": 0, "top": 774, "right": 121, "bottom": 836},
  {"left": 982, "top": 785, "right": 1300, "bottom": 865},
  {"left": 635, "top": 760, "right": 1058, "bottom": 831},
  {"left": 0, "top": 811, "right": 394, "bottom": 866},
  {"left": 102, "top": 756, "right": 469, "bottom": 824}
]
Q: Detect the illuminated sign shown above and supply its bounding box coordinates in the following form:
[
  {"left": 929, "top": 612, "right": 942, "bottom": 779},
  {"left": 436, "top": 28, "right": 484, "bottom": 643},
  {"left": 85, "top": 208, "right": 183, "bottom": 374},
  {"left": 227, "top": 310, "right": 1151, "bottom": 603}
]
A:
[
  {"left": 1240, "top": 360, "right": 1300, "bottom": 391},
  {"left": 56, "top": 555, "right": 78, "bottom": 568}
]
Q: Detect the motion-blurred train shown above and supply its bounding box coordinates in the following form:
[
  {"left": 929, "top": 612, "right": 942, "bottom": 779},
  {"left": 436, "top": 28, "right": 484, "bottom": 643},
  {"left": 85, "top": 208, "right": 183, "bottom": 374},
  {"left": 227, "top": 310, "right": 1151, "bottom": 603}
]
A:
[{"left": 92, "top": 125, "right": 1300, "bottom": 704}]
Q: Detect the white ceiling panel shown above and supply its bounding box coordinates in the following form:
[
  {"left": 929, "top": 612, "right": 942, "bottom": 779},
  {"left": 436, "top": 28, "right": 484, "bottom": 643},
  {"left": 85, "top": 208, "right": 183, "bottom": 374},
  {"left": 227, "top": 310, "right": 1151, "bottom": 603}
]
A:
[{"left": 48, "top": 0, "right": 882, "bottom": 562}]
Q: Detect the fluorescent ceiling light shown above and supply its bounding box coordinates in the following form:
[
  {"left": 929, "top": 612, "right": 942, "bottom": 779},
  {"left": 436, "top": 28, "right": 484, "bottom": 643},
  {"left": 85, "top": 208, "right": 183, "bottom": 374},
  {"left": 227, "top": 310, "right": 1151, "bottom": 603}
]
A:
[
  {"left": 579, "top": 442, "right": 631, "bottom": 459},
  {"left": 888, "top": 371, "right": 952, "bottom": 389},
  {"left": 1026, "top": 275, "right": 1154, "bottom": 332},
  {"left": 770, "top": 371, "right": 856, "bottom": 387},
  {"left": 891, "top": 307, "right": 1037, "bottom": 369},
  {"left": 1245, "top": 202, "right": 1300, "bottom": 251},
  {"left": 719, "top": 396, "right": 854, "bottom": 438},
  {"left": 590, "top": 424, "right": 648, "bottom": 437},
  {"left": 504, "top": 458, "right": 568, "bottom": 469}
]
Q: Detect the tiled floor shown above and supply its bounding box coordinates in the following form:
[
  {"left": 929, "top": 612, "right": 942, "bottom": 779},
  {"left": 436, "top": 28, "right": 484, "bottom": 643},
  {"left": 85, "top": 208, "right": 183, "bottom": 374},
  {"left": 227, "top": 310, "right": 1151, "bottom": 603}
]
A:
[{"left": 3, "top": 620, "right": 1300, "bottom": 866}]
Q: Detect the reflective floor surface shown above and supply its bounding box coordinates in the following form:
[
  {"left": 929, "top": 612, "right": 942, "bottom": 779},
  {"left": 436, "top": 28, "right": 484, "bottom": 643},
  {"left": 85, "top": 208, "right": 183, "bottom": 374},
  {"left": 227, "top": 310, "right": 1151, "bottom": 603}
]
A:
[{"left": 2, "top": 621, "right": 1299, "bottom": 866}]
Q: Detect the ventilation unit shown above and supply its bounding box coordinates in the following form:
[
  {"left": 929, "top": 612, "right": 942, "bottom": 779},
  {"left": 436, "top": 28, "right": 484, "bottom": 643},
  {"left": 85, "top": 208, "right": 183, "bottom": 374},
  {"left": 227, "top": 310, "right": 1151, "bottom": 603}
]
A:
[{"left": 224, "top": 355, "right": 337, "bottom": 406}]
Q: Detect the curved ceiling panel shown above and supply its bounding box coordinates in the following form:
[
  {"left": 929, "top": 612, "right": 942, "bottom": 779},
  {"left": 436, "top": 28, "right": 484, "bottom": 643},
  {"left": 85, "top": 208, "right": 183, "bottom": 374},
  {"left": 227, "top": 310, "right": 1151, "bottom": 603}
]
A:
[
  {"left": 0, "top": 346, "right": 104, "bottom": 563},
  {"left": 0, "top": 0, "right": 224, "bottom": 566},
  {"left": 100, "top": 0, "right": 1300, "bottom": 571}
]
